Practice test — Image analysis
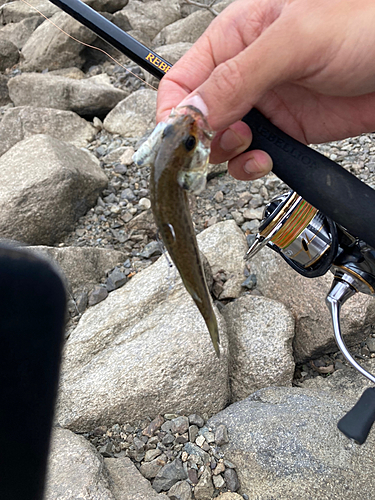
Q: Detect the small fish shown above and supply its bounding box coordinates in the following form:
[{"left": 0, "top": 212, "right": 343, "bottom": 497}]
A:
[{"left": 133, "top": 106, "right": 220, "bottom": 356}]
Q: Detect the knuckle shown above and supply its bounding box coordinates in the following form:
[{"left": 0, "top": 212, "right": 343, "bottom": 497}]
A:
[{"left": 210, "top": 58, "right": 244, "bottom": 97}]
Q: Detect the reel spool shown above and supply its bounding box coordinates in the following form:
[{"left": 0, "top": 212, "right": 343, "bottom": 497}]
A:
[{"left": 246, "top": 190, "right": 375, "bottom": 444}]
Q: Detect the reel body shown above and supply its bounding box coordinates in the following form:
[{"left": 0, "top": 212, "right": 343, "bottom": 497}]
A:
[{"left": 247, "top": 190, "right": 375, "bottom": 444}]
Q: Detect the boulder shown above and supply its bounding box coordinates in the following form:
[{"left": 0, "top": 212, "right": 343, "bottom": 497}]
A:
[
  {"left": 0, "top": 15, "right": 43, "bottom": 49},
  {"left": 209, "top": 386, "right": 375, "bottom": 499},
  {"left": 0, "top": 74, "right": 10, "bottom": 105},
  {"left": 26, "top": 246, "right": 126, "bottom": 293},
  {"left": 222, "top": 295, "right": 295, "bottom": 402},
  {"left": 122, "top": 0, "right": 180, "bottom": 40},
  {"left": 21, "top": 12, "right": 97, "bottom": 71},
  {"left": 0, "top": 0, "right": 58, "bottom": 24},
  {"left": 0, "top": 37, "right": 19, "bottom": 71},
  {"left": 84, "top": 0, "right": 128, "bottom": 13},
  {"left": 44, "top": 428, "right": 115, "bottom": 500},
  {"left": 8, "top": 73, "right": 128, "bottom": 118},
  {"left": 0, "top": 106, "right": 96, "bottom": 157},
  {"left": 0, "top": 134, "right": 107, "bottom": 245},
  {"left": 152, "top": 10, "right": 213, "bottom": 47},
  {"left": 249, "top": 248, "right": 375, "bottom": 361},
  {"left": 54, "top": 222, "right": 248, "bottom": 431},
  {"left": 103, "top": 88, "right": 157, "bottom": 137}
]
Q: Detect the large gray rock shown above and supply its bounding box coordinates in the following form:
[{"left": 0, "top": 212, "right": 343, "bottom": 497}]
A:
[
  {"left": 26, "top": 246, "right": 126, "bottom": 293},
  {"left": 222, "top": 295, "right": 295, "bottom": 402},
  {"left": 0, "top": 36, "right": 19, "bottom": 71},
  {"left": 44, "top": 428, "right": 115, "bottom": 500},
  {"left": 0, "top": 74, "right": 10, "bottom": 105},
  {"left": 0, "top": 15, "right": 43, "bottom": 49},
  {"left": 249, "top": 249, "right": 375, "bottom": 361},
  {"left": 0, "top": 134, "right": 107, "bottom": 245},
  {"left": 21, "top": 12, "right": 97, "bottom": 71},
  {"left": 152, "top": 9, "right": 214, "bottom": 47},
  {"left": 104, "top": 457, "right": 168, "bottom": 500},
  {"left": 8, "top": 73, "right": 128, "bottom": 117},
  {"left": 0, "top": 106, "right": 96, "bottom": 157},
  {"left": 122, "top": 0, "right": 180, "bottom": 39},
  {"left": 209, "top": 386, "right": 375, "bottom": 500},
  {"left": 0, "top": 0, "right": 58, "bottom": 24},
  {"left": 85, "top": 0, "right": 128, "bottom": 13},
  {"left": 55, "top": 222, "right": 247, "bottom": 431},
  {"left": 103, "top": 88, "right": 157, "bottom": 137}
]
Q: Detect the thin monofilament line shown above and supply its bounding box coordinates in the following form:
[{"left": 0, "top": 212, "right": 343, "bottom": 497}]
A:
[{"left": 19, "top": 0, "right": 158, "bottom": 91}]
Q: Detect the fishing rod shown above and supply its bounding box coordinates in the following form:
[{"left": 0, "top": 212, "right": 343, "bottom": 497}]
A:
[{"left": 48, "top": 0, "right": 375, "bottom": 444}]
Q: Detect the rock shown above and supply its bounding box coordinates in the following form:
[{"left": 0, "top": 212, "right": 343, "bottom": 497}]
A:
[
  {"left": 44, "top": 428, "right": 114, "bottom": 500},
  {"left": 0, "top": 135, "right": 107, "bottom": 245},
  {"left": 209, "top": 386, "right": 375, "bottom": 499},
  {"left": 88, "top": 285, "right": 108, "bottom": 306},
  {"left": 217, "top": 494, "right": 243, "bottom": 500},
  {"left": 167, "top": 480, "right": 192, "bottom": 500},
  {"left": 0, "top": 74, "right": 10, "bottom": 105},
  {"left": 214, "top": 424, "right": 229, "bottom": 446},
  {"left": 249, "top": 248, "right": 375, "bottom": 361},
  {"left": 193, "top": 467, "right": 214, "bottom": 500},
  {"left": 0, "top": 37, "right": 19, "bottom": 71},
  {"left": 223, "top": 468, "right": 239, "bottom": 492},
  {"left": 152, "top": 10, "right": 213, "bottom": 47},
  {"left": 0, "top": 15, "right": 43, "bottom": 49},
  {"left": 103, "top": 88, "right": 157, "bottom": 137},
  {"left": 104, "top": 457, "right": 168, "bottom": 500},
  {"left": 0, "top": 106, "right": 96, "bottom": 157},
  {"left": 106, "top": 267, "right": 127, "bottom": 291},
  {"left": 152, "top": 459, "right": 187, "bottom": 493},
  {"left": 170, "top": 416, "right": 189, "bottom": 435},
  {"left": 145, "top": 42, "right": 192, "bottom": 89},
  {"left": 122, "top": 0, "right": 180, "bottom": 39},
  {"left": 8, "top": 73, "right": 128, "bottom": 118},
  {"left": 188, "top": 413, "right": 205, "bottom": 428},
  {"left": 140, "top": 457, "right": 165, "bottom": 480},
  {"left": 55, "top": 224, "right": 233, "bottom": 431},
  {"left": 21, "top": 12, "right": 97, "bottom": 71},
  {"left": 0, "top": 0, "right": 58, "bottom": 24},
  {"left": 142, "top": 414, "right": 165, "bottom": 437},
  {"left": 221, "top": 295, "right": 295, "bottom": 402},
  {"left": 212, "top": 474, "right": 225, "bottom": 489},
  {"left": 85, "top": 0, "right": 128, "bottom": 13},
  {"left": 25, "top": 246, "right": 126, "bottom": 293},
  {"left": 183, "top": 442, "right": 209, "bottom": 465}
]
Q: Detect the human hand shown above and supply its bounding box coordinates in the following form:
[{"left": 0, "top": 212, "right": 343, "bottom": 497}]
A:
[{"left": 157, "top": 0, "right": 375, "bottom": 181}]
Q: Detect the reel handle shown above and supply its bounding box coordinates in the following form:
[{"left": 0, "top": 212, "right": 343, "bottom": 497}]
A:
[
  {"left": 338, "top": 388, "right": 375, "bottom": 444},
  {"left": 242, "top": 108, "right": 375, "bottom": 249}
]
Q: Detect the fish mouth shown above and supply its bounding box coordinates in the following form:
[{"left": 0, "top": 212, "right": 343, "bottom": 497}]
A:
[{"left": 173, "top": 105, "right": 214, "bottom": 143}]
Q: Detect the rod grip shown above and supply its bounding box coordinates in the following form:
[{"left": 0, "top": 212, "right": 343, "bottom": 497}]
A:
[
  {"left": 242, "top": 108, "right": 375, "bottom": 249},
  {"left": 337, "top": 387, "right": 375, "bottom": 444}
]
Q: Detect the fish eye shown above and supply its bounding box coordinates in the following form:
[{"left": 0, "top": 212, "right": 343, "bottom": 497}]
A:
[{"left": 184, "top": 135, "right": 196, "bottom": 151}]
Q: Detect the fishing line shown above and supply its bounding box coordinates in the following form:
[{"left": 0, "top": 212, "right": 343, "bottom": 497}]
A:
[{"left": 19, "top": 0, "right": 158, "bottom": 91}]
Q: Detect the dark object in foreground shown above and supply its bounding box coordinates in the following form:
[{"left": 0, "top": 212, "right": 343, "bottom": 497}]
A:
[
  {"left": 338, "top": 388, "right": 375, "bottom": 444},
  {"left": 0, "top": 246, "right": 66, "bottom": 500}
]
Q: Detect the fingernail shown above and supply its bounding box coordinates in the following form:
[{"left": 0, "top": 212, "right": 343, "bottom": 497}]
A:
[
  {"left": 178, "top": 93, "right": 208, "bottom": 117},
  {"left": 220, "top": 128, "right": 244, "bottom": 152},
  {"left": 244, "top": 158, "right": 265, "bottom": 175}
]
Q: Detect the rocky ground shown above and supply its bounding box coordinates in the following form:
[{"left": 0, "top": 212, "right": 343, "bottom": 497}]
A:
[{"left": 2, "top": 0, "right": 375, "bottom": 499}]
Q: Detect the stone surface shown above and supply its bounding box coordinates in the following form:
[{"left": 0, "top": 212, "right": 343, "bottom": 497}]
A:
[
  {"left": 193, "top": 467, "right": 214, "bottom": 500},
  {"left": 152, "top": 459, "right": 187, "bottom": 493},
  {"left": 209, "top": 386, "right": 375, "bottom": 499},
  {"left": 55, "top": 223, "right": 241, "bottom": 431},
  {"left": 0, "top": 134, "right": 107, "bottom": 245},
  {"left": 85, "top": 0, "right": 128, "bottom": 13},
  {"left": 0, "top": 74, "right": 10, "bottom": 105},
  {"left": 26, "top": 246, "right": 125, "bottom": 293},
  {"left": 122, "top": 0, "right": 180, "bottom": 39},
  {"left": 0, "top": 0, "right": 58, "bottom": 24},
  {"left": 222, "top": 295, "right": 295, "bottom": 402},
  {"left": 104, "top": 457, "right": 168, "bottom": 500},
  {"left": 21, "top": 12, "right": 96, "bottom": 71},
  {"left": 44, "top": 428, "right": 115, "bottom": 500},
  {"left": 8, "top": 73, "right": 128, "bottom": 118},
  {"left": 103, "top": 88, "right": 157, "bottom": 137},
  {"left": 0, "top": 106, "right": 96, "bottom": 157},
  {"left": 249, "top": 248, "right": 375, "bottom": 361},
  {"left": 0, "top": 15, "right": 43, "bottom": 49},
  {"left": 0, "top": 36, "right": 19, "bottom": 71},
  {"left": 167, "top": 480, "right": 192, "bottom": 500}
]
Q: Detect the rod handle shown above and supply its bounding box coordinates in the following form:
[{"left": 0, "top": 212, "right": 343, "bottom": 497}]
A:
[{"left": 337, "top": 387, "right": 375, "bottom": 444}]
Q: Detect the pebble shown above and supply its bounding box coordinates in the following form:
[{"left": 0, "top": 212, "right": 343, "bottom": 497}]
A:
[
  {"left": 106, "top": 267, "right": 127, "bottom": 291},
  {"left": 88, "top": 285, "right": 108, "bottom": 306},
  {"left": 171, "top": 416, "right": 190, "bottom": 435},
  {"left": 213, "top": 474, "right": 225, "bottom": 489},
  {"left": 224, "top": 468, "right": 240, "bottom": 492},
  {"left": 153, "top": 459, "right": 187, "bottom": 493},
  {"left": 215, "top": 424, "right": 229, "bottom": 446}
]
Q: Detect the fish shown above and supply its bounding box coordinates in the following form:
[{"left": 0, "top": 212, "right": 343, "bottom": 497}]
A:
[{"left": 133, "top": 105, "right": 220, "bottom": 357}]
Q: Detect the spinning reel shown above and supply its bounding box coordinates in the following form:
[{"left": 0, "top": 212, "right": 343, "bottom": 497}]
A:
[{"left": 246, "top": 190, "right": 375, "bottom": 444}]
